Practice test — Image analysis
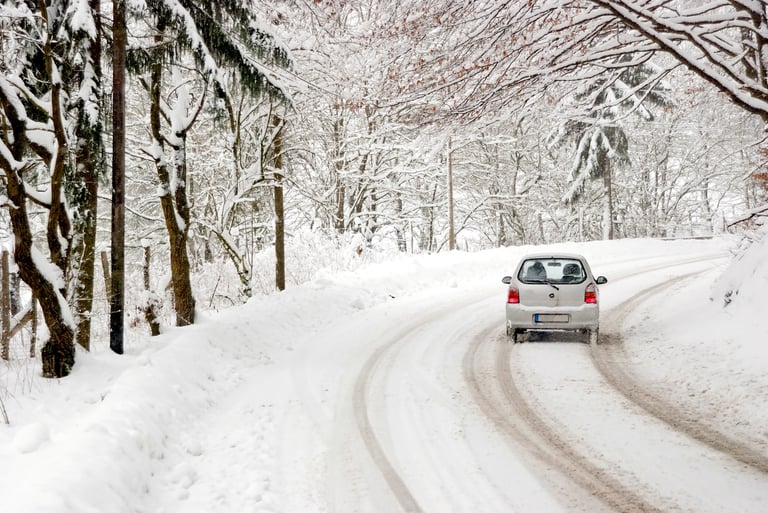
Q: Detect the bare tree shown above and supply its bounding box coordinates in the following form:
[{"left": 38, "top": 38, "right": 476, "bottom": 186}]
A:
[
  {"left": 401, "top": 2, "right": 767, "bottom": 129},
  {"left": 589, "top": 1, "right": 768, "bottom": 124}
]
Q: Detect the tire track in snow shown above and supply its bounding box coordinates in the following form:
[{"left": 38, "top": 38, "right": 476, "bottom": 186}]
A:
[
  {"left": 353, "top": 341, "right": 424, "bottom": 513},
  {"left": 348, "top": 293, "right": 522, "bottom": 513},
  {"left": 460, "top": 254, "right": 736, "bottom": 513},
  {"left": 346, "top": 251, "right": 741, "bottom": 512},
  {"left": 593, "top": 270, "right": 768, "bottom": 474},
  {"left": 348, "top": 296, "right": 491, "bottom": 513},
  {"left": 464, "top": 331, "right": 666, "bottom": 513}
]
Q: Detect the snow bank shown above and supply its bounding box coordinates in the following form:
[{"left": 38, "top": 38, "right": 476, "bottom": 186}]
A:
[{"left": 711, "top": 224, "right": 768, "bottom": 308}]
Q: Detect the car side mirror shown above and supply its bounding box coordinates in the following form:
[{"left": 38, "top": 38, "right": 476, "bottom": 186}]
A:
[
  {"left": 596, "top": 276, "right": 607, "bottom": 285},
  {"left": 502, "top": 276, "right": 512, "bottom": 284}
]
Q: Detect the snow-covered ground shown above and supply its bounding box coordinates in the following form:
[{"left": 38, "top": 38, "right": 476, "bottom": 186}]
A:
[{"left": 1, "top": 236, "right": 767, "bottom": 513}]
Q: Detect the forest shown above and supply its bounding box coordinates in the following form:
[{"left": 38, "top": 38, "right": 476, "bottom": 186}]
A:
[{"left": 1, "top": 1, "right": 767, "bottom": 377}]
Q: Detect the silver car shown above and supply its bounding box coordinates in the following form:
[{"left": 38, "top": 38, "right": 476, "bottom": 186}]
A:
[{"left": 502, "top": 253, "right": 607, "bottom": 344}]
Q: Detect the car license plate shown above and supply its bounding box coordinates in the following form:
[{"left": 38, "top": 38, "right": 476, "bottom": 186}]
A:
[{"left": 534, "top": 314, "right": 569, "bottom": 323}]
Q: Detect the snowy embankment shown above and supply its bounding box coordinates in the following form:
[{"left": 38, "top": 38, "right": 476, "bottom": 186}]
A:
[{"left": 0, "top": 235, "right": 764, "bottom": 513}]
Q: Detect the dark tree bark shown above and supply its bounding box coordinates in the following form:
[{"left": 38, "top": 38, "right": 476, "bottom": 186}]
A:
[
  {"left": 148, "top": 28, "right": 196, "bottom": 326},
  {"left": 447, "top": 138, "right": 455, "bottom": 250},
  {"left": 142, "top": 246, "right": 161, "bottom": 337},
  {"left": 70, "top": 0, "right": 103, "bottom": 351},
  {"left": 273, "top": 116, "right": 286, "bottom": 291},
  {"left": 603, "top": 156, "right": 614, "bottom": 240},
  {"left": 38, "top": 3, "right": 75, "bottom": 376},
  {"left": 4, "top": 163, "right": 75, "bottom": 377},
  {"left": 110, "top": 0, "right": 126, "bottom": 354},
  {"left": 332, "top": 116, "right": 346, "bottom": 234}
]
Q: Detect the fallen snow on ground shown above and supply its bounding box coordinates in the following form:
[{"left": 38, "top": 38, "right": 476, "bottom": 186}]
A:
[{"left": 0, "top": 235, "right": 765, "bottom": 513}]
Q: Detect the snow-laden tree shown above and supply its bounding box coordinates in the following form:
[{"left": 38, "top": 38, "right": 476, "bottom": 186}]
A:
[
  {"left": 0, "top": 1, "right": 105, "bottom": 376},
  {"left": 365, "top": 1, "right": 765, "bottom": 244},
  {"left": 450, "top": 122, "right": 557, "bottom": 248},
  {"left": 620, "top": 70, "right": 765, "bottom": 238},
  {"left": 258, "top": 0, "right": 459, "bottom": 253},
  {"left": 547, "top": 60, "right": 673, "bottom": 240},
  {"left": 400, "top": 1, "right": 768, "bottom": 196},
  {"left": 67, "top": 0, "right": 104, "bottom": 352},
  {"left": 125, "top": 0, "right": 291, "bottom": 325},
  {"left": 587, "top": 1, "right": 768, "bottom": 124},
  {"left": 195, "top": 90, "right": 289, "bottom": 298},
  {"left": 399, "top": 2, "right": 765, "bottom": 122}
]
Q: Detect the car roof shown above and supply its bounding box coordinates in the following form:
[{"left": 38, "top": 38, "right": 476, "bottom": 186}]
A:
[{"left": 519, "top": 252, "right": 587, "bottom": 260}]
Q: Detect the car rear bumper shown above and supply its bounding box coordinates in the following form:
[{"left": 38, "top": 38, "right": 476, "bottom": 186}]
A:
[{"left": 506, "top": 304, "right": 599, "bottom": 330}]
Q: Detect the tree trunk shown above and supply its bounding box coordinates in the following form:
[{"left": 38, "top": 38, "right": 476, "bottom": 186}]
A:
[
  {"left": 8, "top": 267, "right": 21, "bottom": 317},
  {"left": 603, "top": 156, "right": 614, "bottom": 240},
  {"left": 143, "top": 246, "right": 161, "bottom": 336},
  {"left": 110, "top": 0, "right": 126, "bottom": 354},
  {"left": 700, "top": 139, "right": 714, "bottom": 233},
  {"left": 44, "top": 51, "right": 71, "bottom": 278},
  {"left": 164, "top": 195, "right": 196, "bottom": 326},
  {"left": 332, "top": 116, "right": 346, "bottom": 233},
  {"left": 39, "top": 4, "right": 76, "bottom": 375},
  {"left": 170, "top": 136, "right": 195, "bottom": 325},
  {"left": 447, "top": 137, "right": 455, "bottom": 250},
  {"left": 149, "top": 49, "right": 195, "bottom": 326},
  {"left": 6, "top": 174, "right": 75, "bottom": 377},
  {"left": 109, "top": 0, "right": 127, "bottom": 354},
  {"left": 2, "top": 251, "right": 9, "bottom": 362},
  {"left": 70, "top": 0, "right": 103, "bottom": 352},
  {"left": 394, "top": 193, "right": 407, "bottom": 252},
  {"left": 273, "top": 116, "right": 286, "bottom": 291}
]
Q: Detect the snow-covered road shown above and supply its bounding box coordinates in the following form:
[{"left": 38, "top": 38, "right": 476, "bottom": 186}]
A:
[
  {"left": 3, "top": 237, "right": 767, "bottom": 513},
  {"left": 268, "top": 253, "right": 768, "bottom": 513}
]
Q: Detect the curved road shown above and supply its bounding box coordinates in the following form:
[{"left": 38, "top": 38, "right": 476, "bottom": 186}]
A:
[{"left": 330, "top": 255, "right": 768, "bottom": 513}]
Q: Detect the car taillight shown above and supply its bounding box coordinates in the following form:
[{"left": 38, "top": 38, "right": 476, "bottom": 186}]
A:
[
  {"left": 507, "top": 286, "right": 520, "bottom": 304},
  {"left": 584, "top": 283, "right": 597, "bottom": 304}
]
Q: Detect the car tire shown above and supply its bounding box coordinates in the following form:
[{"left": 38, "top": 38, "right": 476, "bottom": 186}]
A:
[{"left": 589, "top": 328, "right": 599, "bottom": 345}]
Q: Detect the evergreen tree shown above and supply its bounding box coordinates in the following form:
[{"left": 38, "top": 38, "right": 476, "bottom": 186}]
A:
[{"left": 550, "top": 61, "right": 672, "bottom": 239}]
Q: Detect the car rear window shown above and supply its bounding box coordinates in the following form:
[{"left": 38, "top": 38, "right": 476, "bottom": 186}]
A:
[{"left": 518, "top": 258, "right": 586, "bottom": 284}]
